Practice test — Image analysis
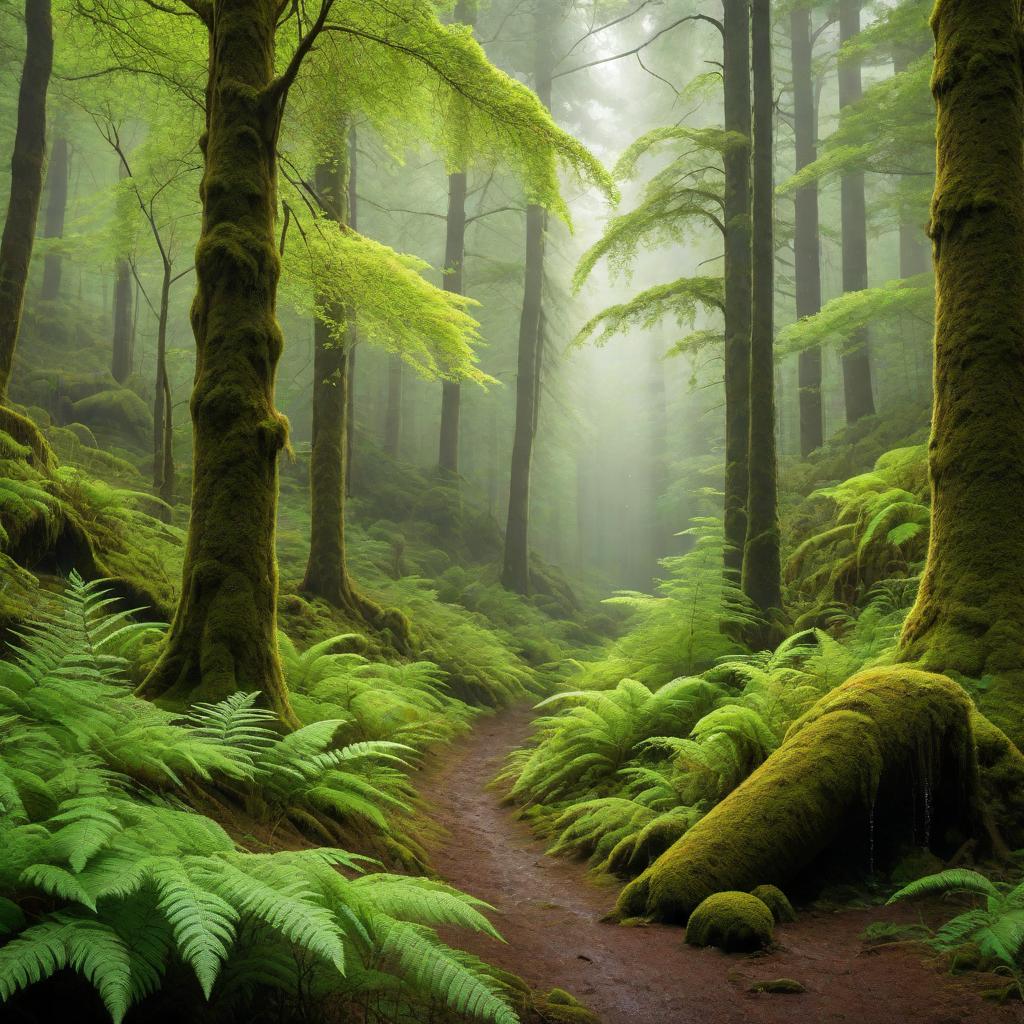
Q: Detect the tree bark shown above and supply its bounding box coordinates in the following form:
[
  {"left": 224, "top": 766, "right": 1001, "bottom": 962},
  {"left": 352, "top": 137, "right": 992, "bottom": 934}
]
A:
[
  {"left": 838, "top": 0, "right": 876, "bottom": 423},
  {"left": 898, "top": 0, "right": 1024, "bottom": 750},
  {"left": 140, "top": 0, "right": 295, "bottom": 722},
  {"left": 39, "top": 133, "right": 68, "bottom": 303},
  {"left": 791, "top": 7, "right": 823, "bottom": 457},
  {"left": 0, "top": 0, "right": 53, "bottom": 401},
  {"left": 742, "top": 0, "right": 782, "bottom": 622},
  {"left": 722, "top": 0, "right": 752, "bottom": 578},
  {"left": 111, "top": 262, "right": 133, "bottom": 385},
  {"left": 345, "top": 122, "right": 357, "bottom": 497},
  {"left": 501, "top": 0, "right": 554, "bottom": 595}
]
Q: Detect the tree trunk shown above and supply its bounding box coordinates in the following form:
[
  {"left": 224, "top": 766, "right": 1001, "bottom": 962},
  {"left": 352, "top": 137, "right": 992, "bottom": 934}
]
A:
[
  {"left": 647, "top": 338, "right": 669, "bottom": 580},
  {"left": 0, "top": 0, "right": 53, "bottom": 401},
  {"left": 791, "top": 8, "right": 823, "bottom": 457},
  {"left": 345, "top": 122, "right": 357, "bottom": 497},
  {"left": 39, "top": 133, "right": 68, "bottom": 303},
  {"left": 438, "top": 169, "right": 467, "bottom": 475},
  {"left": 898, "top": 0, "right": 1024, "bottom": 750},
  {"left": 838, "top": 0, "right": 876, "bottom": 423},
  {"left": 152, "top": 261, "right": 174, "bottom": 514},
  {"left": 383, "top": 355, "right": 402, "bottom": 457},
  {"left": 139, "top": 0, "right": 294, "bottom": 722},
  {"left": 722, "top": 0, "right": 753, "bottom": 578},
  {"left": 502, "top": 1, "right": 554, "bottom": 595},
  {"left": 111, "top": 269, "right": 133, "bottom": 383},
  {"left": 742, "top": 0, "right": 782, "bottom": 623}
]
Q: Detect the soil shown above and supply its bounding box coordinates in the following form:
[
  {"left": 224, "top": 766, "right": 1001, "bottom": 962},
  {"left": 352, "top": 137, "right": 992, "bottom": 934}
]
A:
[{"left": 419, "top": 705, "right": 1024, "bottom": 1024}]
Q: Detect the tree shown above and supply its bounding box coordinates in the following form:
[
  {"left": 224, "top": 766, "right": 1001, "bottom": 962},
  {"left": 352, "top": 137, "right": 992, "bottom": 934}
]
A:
[
  {"left": 897, "top": 0, "right": 1024, "bottom": 748},
  {"left": 790, "top": 4, "right": 824, "bottom": 456},
  {"left": 39, "top": 132, "right": 69, "bottom": 303},
  {"left": 837, "top": 0, "right": 876, "bottom": 423},
  {"left": 0, "top": 0, "right": 53, "bottom": 402},
  {"left": 110, "top": 162, "right": 134, "bottom": 384},
  {"left": 741, "top": 0, "right": 781, "bottom": 623}
]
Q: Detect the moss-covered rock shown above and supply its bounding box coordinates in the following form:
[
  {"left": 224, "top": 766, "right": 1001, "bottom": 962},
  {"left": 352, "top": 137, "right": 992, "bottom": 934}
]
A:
[
  {"left": 618, "top": 668, "right": 979, "bottom": 922},
  {"left": 685, "top": 891, "right": 774, "bottom": 952},
  {"left": 533, "top": 988, "right": 601, "bottom": 1024},
  {"left": 71, "top": 388, "right": 151, "bottom": 446},
  {"left": 749, "top": 884, "right": 796, "bottom": 923}
]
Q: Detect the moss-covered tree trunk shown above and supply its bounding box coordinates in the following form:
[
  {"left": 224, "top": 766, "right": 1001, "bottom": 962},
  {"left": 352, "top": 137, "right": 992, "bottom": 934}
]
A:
[
  {"left": 898, "top": 0, "right": 1024, "bottom": 748},
  {"left": 791, "top": 7, "right": 823, "bottom": 457},
  {"left": 742, "top": 0, "right": 782, "bottom": 623},
  {"left": 722, "top": 0, "right": 752, "bottom": 578},
  {"left": 0, "top": 0, "right": 53, "bottom": 402},
  {"left": 345, "top": 123, "right": 357, "bottom": 498},
  {"left": 40, "top": 133, "right": 68, "bottom": 303},
  {"left": 140, "top": 0, "right": 295, "bottom": 721},
  {"left": 438, "top": 168, "right": 468, "bottom": 475},
  {"left": 838, "top": 0, "right": 876, "bottom": 424},
  {"left": 502, "top": 0, "right": 554, "bottom": 595},
  {"left": 383, "top": 355, "right": 402, "bottom": 457}
]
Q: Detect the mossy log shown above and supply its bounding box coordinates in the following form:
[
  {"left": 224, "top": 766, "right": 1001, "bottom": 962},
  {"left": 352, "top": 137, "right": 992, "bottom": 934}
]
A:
[{"left": 617, "top": 668, "right": 979, "bottom": 923}]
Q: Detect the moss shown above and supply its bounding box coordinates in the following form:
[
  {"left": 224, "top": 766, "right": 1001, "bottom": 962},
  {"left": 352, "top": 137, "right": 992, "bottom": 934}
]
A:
[
  {"left": 608, "top": 809, "right": 697, "bottom": 878},
  {"left": 750, "top": 978, "right": 805, "bottom": 994},
  {"left": 685, "top": 891, "right": 774, "bottom": 952},
  {"left": 888, "top": 849, "right": 944, "bottom": 887},
  {"left": 749, "top": 884, "right": 796, "bottom": 923},
  {"left": 534, "top": 989, "right": 601, "bottom": 1024},
  {"left": 618, "top": 668, "right": 979, "bottom": 923},
  {"left": 64, "top": 422, "right": 97, "bottom": 448}
]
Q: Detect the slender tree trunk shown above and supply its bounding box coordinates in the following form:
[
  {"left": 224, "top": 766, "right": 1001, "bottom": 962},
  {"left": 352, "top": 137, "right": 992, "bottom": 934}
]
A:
[
  {"left": 0, "top": 0, "right": 53, "bottom": 401},
  {"left": 111, "top": 270, "right": 133, "bottom": 383},
  {"left": 438, "top": 166, "right": 468, "bottom": 475},
  {"left": 648, "top": 338, "right": 669, "bottom": 579},
  {"left": 40, "top": 133, "right": 68, "bottom": 302},
  {"left": 140, "top": 0, "right": 295, "bottom": 722},
  {"left": 345, "top": 122, "right": 357, "bottom": 497},
  {"left": 898, "top": 0, "right": 1024, "bottom": 748},
  {"left": 838, "top": 0, "right": 876, "bottom": 423},
  {"left": 791, "top": 7, "right": 824, "bottom": 457},
  {"left": 438, "top": 0, "right": 476, "bottom": 477},
  {"left": 722, "top": 0, "right": 753, "bottom": 578},
  {"left": 742, "top": 0, "right": 783, "bottom": 621},
  {"left": 384, "top": 355, "right": 402, "bottom": 457},
  {"left": 152, "top": 261, "right": 173, "bottom": 514},
  {"left": 502, "top": 1, "right": 554, "bottom": 594}
]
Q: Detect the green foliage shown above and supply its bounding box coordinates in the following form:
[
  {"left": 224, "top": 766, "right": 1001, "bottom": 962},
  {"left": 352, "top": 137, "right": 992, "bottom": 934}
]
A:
[
  {"left": 0, "top": 575, "right": 518, "bottom": 1023},
  {"left": 888, "top": 869, "right": 1024, "bottom": 974}
]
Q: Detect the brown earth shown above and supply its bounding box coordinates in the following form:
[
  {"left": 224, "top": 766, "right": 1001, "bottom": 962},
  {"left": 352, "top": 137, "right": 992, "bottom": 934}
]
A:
[{"left": 419, "top": 704, "right": 1024, "bottom": 1024}]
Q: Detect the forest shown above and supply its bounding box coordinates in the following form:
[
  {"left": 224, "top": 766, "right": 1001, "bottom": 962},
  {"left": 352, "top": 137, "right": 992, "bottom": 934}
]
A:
[{"left": 0, "top": 0, "right": 1021, "bottom": 1021}]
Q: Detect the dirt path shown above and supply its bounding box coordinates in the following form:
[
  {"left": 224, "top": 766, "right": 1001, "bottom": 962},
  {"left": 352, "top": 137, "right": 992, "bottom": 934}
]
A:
[{"left": 419, "top": 705, "right": 1024, "bottom": 1024}]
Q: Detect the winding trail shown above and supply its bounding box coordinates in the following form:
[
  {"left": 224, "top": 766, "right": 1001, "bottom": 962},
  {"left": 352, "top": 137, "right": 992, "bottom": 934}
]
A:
[{"left": 419, "top": 705, "right": 1024, "bottom": 1024}]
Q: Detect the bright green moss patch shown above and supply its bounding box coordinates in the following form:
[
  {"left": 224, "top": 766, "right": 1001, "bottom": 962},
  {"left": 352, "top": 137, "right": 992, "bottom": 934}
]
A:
[
  {"left": 618, "top": 668, "right": 979, "bottom": 923},
  {"left": 750, "top": 884, "right": 796, "bottom": 923},
  {"left": 685, "top": 891, "right": 774, "bottom": 952}
]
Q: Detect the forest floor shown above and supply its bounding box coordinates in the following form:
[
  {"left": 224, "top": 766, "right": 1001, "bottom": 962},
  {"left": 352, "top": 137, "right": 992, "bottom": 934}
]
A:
[{"left": 419, "top": 705, "right": 1024, "bottom": 1024}]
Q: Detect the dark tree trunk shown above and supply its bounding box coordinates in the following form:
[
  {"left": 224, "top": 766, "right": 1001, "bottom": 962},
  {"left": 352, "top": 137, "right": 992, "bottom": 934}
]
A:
[
  {"left": 111, "top": 270, "right": 133, "bottom": 383},
  {"left": 722, "top": 0, "right": 753, "bottom": 578},
  {"left": 140, "top": 0, "right": 295, "bottom": 722},
  {"left": 383, "top": 355, "right": 402, "bottom": 457},
  {"left": 438, "top": 0, "right": 475, "bottom": 477},
  {"left": 152, "top": 262, "right": 174, "bottom": 514},
  {"left": 899, "top": 0, "right": 1024, "bottom": 749},
  {"left": 0, "top": 0, "right": 53, "bottom": 401},
  {"left": 438, "top": 169, "right": 467, "bottom": 475},
  {"left": 838, "top": 0, "right": 876, "bottom": 423},
  {"left": 502, "top": 0, "right": 554, "bottom": 595},
  {"left": 40, "top": 133, "right": 68, "bottom": 303},
  {"left": 742, "top": 0, "right": 783, "bottom": 623},
  {"left": 791, "top": 7, "right": 824, "bottom": 457}
]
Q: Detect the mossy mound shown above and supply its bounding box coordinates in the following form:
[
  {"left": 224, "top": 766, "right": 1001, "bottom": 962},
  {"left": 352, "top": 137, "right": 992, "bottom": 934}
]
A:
[
  {"left": 618, "top": 668, "right": 979, "bottom": 923},
  {"left": 71, "top": 388, "right": 151, "bottom": 447},
  {"left": 533, "top": 989, "right": 601, "bottom": 1024},
  {"left": 749, "top": 884, "right": 796, "bottom": 923},
  {"left": 685, "top": 891, "right": 774, "bottom": 953}
]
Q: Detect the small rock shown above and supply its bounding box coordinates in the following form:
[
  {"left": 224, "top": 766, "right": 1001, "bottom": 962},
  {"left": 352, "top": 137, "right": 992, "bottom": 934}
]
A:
[{"left": 750, "top": 978, "right": 806, "bottom": 995}]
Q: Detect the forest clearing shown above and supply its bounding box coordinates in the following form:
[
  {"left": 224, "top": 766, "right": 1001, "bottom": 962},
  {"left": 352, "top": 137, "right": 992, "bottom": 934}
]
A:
[{"left": 0, "top": 0, "right": 1023, "bottom": 1022}]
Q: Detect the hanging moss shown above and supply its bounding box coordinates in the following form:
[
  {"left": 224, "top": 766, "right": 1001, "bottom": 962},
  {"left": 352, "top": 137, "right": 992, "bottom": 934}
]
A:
[
  {"left": 617, "top": 668, "right": 979, "bottom": 923},
  {"left": 895, "top": 0, "right": 1024, "bottom": 750},
  {"left": 685, "top": 891, "right": 775, "bottom": 952}
]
